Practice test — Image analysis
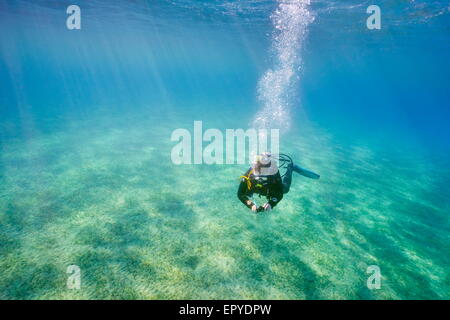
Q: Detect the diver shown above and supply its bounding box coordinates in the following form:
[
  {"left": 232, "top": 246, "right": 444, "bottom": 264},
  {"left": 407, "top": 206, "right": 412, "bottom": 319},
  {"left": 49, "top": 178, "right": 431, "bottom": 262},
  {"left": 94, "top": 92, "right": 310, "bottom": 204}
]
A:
[{"left": 237, "top": 152, "right": 320, "bottom": 213}]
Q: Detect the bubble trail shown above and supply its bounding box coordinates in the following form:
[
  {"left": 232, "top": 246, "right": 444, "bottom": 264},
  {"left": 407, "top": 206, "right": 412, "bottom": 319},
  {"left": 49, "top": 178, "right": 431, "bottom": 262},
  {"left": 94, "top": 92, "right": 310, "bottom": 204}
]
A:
[{"left": 252, "top": 0, "right": 314, "bottom": 132}]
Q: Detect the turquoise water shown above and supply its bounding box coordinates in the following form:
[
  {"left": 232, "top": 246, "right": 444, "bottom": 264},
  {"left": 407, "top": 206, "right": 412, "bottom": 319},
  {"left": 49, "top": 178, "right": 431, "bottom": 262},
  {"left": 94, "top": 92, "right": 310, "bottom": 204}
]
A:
[{"left": 0, "top": 1, "right": 449, "bottom": 299}]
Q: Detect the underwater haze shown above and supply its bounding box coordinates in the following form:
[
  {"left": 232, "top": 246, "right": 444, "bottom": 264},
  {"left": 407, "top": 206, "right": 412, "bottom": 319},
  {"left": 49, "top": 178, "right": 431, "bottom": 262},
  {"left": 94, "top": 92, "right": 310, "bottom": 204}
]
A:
[{"left": 0, "top": 0, "right": 449, "bottom": 299}]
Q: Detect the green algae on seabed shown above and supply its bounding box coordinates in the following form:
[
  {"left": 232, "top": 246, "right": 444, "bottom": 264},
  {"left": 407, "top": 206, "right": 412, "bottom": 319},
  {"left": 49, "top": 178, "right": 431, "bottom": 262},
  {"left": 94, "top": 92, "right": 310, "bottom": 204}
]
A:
[{"left": 0, "top": 113, "right": 449, "bottom": 300}]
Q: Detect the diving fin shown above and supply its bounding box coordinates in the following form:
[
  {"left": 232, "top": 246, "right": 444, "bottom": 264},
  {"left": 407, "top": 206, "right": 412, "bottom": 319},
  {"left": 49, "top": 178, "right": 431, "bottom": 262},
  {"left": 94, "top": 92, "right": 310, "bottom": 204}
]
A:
[{"left": 293, "top": 164, "right": 320, "bottom": 180}]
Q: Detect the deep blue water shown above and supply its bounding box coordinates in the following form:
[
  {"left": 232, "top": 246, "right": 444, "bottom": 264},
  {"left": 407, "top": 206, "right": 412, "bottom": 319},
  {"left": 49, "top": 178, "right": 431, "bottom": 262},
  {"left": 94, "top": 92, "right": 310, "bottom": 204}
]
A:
[{"left": 1, "top": 1, "right": 449, "bottom": 149}]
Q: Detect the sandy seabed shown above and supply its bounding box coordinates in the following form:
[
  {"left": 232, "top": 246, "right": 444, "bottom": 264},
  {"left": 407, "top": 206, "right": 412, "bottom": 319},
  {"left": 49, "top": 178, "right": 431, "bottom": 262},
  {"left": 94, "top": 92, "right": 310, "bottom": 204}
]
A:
[{"left": 0, "top": 111, "right": 448, "bottom": 299}]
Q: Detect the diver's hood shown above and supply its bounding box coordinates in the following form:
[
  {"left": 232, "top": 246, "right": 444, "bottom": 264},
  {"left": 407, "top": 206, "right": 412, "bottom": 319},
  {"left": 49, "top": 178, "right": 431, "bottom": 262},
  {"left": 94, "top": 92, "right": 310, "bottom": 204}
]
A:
[
  {"left": 252, "top": 164, "right": 279, "bottom": 176},
  {"left": 251, "top": 153, "right": 279, "bottom": 176}
]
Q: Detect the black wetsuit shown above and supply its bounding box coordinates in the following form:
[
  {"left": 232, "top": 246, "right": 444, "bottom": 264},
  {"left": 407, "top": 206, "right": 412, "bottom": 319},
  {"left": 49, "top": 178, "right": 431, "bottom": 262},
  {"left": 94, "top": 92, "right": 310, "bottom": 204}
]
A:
[{"left": 237, "top": 165, "right": 294, "bottom": 210}]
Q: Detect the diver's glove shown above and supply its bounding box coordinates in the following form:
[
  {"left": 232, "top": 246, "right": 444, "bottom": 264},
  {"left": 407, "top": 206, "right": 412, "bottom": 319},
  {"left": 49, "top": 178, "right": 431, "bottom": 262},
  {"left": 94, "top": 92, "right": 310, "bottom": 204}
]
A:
[
  {"left": 246, "top": 200, "right": 258, "bottom": 212},
  {"left": 256, "top": 203, "right": 272, "bottom": 212}
]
